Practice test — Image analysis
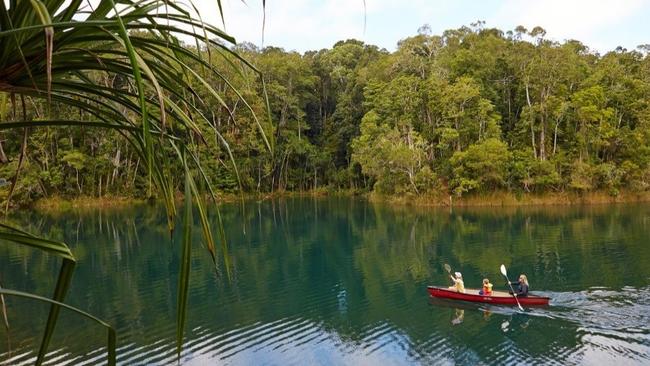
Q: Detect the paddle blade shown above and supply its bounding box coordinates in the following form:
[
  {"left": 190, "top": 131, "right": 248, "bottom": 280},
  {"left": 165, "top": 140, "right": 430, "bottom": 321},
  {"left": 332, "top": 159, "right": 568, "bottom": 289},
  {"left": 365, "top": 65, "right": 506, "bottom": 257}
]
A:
[
  {"left": 444, "top": 264, "right": 451, "bottom": 273},
  {"left": 500, "top": 264, "right": 507, "bottom": 277}
]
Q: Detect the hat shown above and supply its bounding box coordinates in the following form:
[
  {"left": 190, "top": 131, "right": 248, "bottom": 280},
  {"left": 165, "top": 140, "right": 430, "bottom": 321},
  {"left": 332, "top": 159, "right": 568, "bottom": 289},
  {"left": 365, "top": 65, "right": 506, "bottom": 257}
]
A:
[{"left": 455, "top": 272, "right": 462, "bottom": 278}]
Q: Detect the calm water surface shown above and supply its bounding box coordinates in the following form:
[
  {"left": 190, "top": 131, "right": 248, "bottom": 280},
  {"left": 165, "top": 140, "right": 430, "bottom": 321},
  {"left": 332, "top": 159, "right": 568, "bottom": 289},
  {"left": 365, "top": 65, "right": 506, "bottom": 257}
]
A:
[{"left": 1, "top": 198, "right": 650, "bottom": 365}]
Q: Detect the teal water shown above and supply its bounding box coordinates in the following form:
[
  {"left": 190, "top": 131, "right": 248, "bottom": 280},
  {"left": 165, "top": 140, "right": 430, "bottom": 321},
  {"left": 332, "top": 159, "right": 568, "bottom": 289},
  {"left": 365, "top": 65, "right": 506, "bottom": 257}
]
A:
[{"left": 1, "top": 198, "right": 650, "bottom": 365}]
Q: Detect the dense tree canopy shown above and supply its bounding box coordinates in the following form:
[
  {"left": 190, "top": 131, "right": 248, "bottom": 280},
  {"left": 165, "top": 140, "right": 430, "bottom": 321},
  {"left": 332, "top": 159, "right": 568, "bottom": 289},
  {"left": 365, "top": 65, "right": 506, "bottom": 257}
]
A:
[{"left": 2, "top": 24, "right": 650, "bottom": 205}]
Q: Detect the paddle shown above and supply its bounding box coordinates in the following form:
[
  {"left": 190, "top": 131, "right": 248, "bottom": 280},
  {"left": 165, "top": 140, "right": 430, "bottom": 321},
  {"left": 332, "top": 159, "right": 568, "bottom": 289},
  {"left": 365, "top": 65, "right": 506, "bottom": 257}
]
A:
[
  {"left": 444, "top": 263, "right": 452, "bottom": 284},
  {"left": 500, "top": 264, "right": 524, "bottom": 311}
]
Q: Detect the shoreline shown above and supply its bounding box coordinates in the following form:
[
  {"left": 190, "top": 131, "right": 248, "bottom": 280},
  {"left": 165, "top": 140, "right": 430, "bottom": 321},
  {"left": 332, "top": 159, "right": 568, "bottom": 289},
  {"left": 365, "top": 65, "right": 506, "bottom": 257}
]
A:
[
  {"left": 32, "top": 196, "right": 147, "bottom": 211},
  {"left": 29, "top": 189, "right": 650, "bottom": 211},
  {"left": 29, "top": 191, "right": 331, "bottom": 211},
  {"left": 368, "top": 190, "right": 650, "bottom": 207}
]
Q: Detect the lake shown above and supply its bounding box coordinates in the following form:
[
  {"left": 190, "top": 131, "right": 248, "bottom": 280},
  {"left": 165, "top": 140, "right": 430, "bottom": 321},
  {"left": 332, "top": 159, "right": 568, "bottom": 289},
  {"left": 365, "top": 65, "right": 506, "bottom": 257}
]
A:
[{"left": 1, "top": 198, "right": 650, "bottom": 365}]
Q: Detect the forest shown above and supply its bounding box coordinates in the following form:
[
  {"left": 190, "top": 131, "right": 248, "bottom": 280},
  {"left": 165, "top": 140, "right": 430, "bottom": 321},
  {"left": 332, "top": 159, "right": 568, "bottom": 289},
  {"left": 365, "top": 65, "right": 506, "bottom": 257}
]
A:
[{"left": 2, "top": 22, "right": 650, "bottom": 206}]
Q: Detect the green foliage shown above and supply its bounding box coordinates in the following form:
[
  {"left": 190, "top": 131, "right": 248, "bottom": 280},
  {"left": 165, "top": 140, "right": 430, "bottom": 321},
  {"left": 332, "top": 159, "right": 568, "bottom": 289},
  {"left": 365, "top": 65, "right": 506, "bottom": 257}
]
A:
[
  {"left": 61, "top": 151, "right": 87, "bottom": 171},
  {"left": 569, "top": 160, "right": 595, "bottom": 191},
  {"left": 510, "top": 150, "right": 562, "bottom": 192},
  {"left": 5, "top": 23, "right": 650, "bottom": 201},
  {"left": 450, "top": 138, "right": 512, "bottom": 196},
  {"left": 531, "top": 160, "right": 562, "bottom": 191},
  {"left": 351, "top": 111, "right": 432, "bottom": 195},
  {"left": 415, "top": 166, "right": 440, "bottom": 194}
]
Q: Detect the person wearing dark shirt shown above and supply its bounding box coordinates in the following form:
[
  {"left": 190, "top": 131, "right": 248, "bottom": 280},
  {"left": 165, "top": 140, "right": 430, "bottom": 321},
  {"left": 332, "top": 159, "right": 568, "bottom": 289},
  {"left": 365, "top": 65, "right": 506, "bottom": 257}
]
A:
[{"left": 509, "top": 274, "right": 529, "bottom": 297}]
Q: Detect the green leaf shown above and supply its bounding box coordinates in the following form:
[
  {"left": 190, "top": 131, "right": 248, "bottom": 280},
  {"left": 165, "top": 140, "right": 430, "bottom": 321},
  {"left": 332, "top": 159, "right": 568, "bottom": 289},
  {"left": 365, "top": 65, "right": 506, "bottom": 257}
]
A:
[
  {"left": 176, "top": 161, "right": 193, "bottom": 359},
  {"left": 108, "top": 0, "right": 153, "bottom": 196},
  {"left": 0, "top": 288, "right": 115, "bottom": 366},
  {"left": 36, "top": 258, "right": 75, "bottom": 366},
  {"left": 0, "top": 223, "right": 78, "bottom": 365}
]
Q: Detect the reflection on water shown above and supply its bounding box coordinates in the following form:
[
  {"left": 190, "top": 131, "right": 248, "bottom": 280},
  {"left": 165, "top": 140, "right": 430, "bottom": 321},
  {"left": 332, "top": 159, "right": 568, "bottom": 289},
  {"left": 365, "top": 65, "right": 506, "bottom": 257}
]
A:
[
  {"left": 1, "top": 198, "right": 650, "bottom": 365},
  {"left": 452, "top": 309, "right": 464, "bottom": 325}
]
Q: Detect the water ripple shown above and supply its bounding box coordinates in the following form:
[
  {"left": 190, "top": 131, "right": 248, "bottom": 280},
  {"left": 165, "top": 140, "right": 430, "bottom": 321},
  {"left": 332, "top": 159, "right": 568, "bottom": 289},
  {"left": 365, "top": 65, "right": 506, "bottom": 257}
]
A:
[{"left": 4, "top": 200, "right": 650, "bottom": 365}]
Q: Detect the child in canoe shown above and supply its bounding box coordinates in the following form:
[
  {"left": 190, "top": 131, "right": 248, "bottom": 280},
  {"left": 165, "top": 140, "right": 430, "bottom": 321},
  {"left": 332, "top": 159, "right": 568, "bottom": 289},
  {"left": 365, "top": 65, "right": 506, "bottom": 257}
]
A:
[
  {"left": 479, "top": 278, "right": 493, "bottom": 295},
  {"left": 449, "top": 272, "right": 465, "bottom": 293}
]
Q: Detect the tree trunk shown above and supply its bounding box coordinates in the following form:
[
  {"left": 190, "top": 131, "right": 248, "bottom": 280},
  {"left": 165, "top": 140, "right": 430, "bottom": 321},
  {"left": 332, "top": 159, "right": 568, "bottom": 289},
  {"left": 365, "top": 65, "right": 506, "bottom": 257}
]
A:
[
  {"left": 525, "top": 83, "right": 537, "bottom": 159},
  {"left": 132, "top": 158, "right": 140, "bottom": 188},
  {"left": 539, "top": 88, "right": 549, "bottom": 161},
  {"left": 4, "top": 128, "right": 28, "bottom": 212},
  {"left": 124, "top": 151, "right": 132, "bottom": 190},
  {"left": 38, "top": 178, "right": 48, "bottom": 197},
  {"left": 454, "top": 118, "right": 461, "bottom": 152},
  {"left": 76, "top": 169, "right": 82, "bottom": 193},
  {"left": 257, "top": 163, "right": 261, "bottom": 193},
  {"left": 507, "top": 88, "right": 512, "bottom": 130},
  {"left": 407, "top": 168, "right": 419, "bottom": 195},
  {"left": 111, "top": 144, "right": 121, "bottom": 185},
  {"left": 553, "top": 118, "right": 560, "bottom": 156},
  {"left": 0, "top": 140, "right": 7, "bottom": 163},
  {"left": 539, "top": 123, "right": 546, "bottom": 161}
]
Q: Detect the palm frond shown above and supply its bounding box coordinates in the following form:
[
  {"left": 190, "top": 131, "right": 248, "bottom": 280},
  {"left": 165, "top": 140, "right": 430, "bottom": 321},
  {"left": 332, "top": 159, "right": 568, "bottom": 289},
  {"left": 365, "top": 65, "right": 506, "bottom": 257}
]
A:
[
  {"left": 0, "top": 288, "right": 116, "bottom": 366},
  {"left": 176, "top": 155, "right": 193, "bottom": 358},
  {"left": 0, "top": 0, "right": 271, "bottom": 362},
  {"left": 0, "top": 223, "right": 76, "bottom": 365}
]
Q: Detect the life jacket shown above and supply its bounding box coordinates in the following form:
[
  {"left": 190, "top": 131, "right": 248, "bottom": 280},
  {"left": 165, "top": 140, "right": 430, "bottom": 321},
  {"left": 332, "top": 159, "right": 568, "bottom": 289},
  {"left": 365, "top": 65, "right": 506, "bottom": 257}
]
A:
[{"left": 483, "top": 283, "right": 493, "bottom": 294}]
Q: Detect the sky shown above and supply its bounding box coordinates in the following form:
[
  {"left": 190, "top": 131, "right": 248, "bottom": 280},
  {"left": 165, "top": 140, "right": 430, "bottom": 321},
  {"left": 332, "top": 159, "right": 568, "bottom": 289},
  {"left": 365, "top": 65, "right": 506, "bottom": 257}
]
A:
[{"left": 192, "top": 0, "right": 650, "bottom": 54}]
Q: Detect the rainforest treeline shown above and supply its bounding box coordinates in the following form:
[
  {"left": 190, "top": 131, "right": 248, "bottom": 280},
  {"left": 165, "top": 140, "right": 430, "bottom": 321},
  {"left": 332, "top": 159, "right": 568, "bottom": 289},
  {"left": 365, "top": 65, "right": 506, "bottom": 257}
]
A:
[{"left": 2, "top": 23, "right": 650, "bottom": 205}]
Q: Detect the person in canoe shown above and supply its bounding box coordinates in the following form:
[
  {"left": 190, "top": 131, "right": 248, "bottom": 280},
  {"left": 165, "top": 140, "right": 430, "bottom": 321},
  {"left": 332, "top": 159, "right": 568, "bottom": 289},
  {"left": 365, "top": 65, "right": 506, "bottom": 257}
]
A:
[
  {"left": 449, "top": 272, "right": 465, "bottom": 293},
  {"left": 479, "top": 278, "right": 493, "bottom": 295},
  {"left": 508, "top": 274, "right": 529, "bottom": 297}
]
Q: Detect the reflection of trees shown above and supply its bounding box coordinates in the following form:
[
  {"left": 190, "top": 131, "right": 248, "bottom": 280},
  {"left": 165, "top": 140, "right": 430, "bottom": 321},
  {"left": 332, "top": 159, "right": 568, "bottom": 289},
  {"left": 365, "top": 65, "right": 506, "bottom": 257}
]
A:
[
  {"left": 1, "top": 200, "right": 649, "bottom": 362},
  {"left": 348, "top": 203, "right": 650, "bottom": 293}
]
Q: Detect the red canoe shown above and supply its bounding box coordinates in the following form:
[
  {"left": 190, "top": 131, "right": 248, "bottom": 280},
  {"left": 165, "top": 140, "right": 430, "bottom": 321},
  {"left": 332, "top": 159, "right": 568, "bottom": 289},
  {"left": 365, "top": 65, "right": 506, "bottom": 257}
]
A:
[{"left": 427, "top": 286, "right": 550, "bottom": 306}]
